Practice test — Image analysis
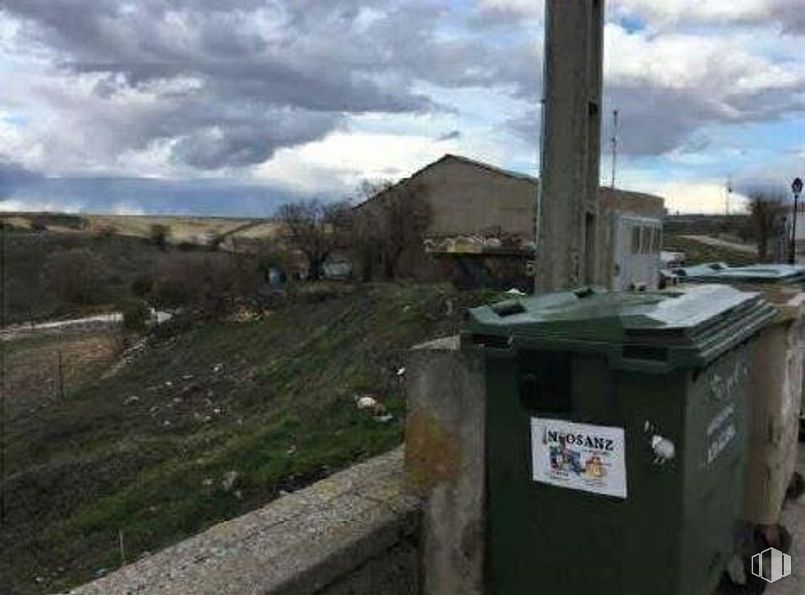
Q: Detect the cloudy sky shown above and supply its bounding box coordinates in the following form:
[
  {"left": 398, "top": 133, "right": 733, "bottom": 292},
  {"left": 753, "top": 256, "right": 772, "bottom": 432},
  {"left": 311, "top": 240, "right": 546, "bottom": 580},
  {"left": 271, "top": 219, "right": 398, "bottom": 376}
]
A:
[{"left": 0, "top": 0, "right": 803, "bottom": 216}]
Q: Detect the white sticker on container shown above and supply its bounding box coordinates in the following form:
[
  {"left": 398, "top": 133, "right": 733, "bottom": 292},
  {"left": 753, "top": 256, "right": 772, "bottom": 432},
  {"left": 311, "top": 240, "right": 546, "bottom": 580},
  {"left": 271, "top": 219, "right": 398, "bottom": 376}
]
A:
[{"left": 530, "top": 418, "right": 628, "bottom": 499}]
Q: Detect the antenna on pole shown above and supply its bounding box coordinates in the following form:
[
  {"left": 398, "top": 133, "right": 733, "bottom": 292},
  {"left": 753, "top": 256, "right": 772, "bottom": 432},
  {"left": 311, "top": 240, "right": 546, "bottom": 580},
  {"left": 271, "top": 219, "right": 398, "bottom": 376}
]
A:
[
  {"left": 725, "top": 175, "right": 732, "bottom": 217},
  {"left": 610, "top": 109, "right": 619, "bottom": 189}
]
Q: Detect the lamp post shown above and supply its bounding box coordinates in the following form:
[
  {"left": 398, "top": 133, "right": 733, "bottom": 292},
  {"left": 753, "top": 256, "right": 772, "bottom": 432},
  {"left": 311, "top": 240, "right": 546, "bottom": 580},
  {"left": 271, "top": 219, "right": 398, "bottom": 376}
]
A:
[{"left": 792, "top": 177, "right": 803, "bottom": 264}]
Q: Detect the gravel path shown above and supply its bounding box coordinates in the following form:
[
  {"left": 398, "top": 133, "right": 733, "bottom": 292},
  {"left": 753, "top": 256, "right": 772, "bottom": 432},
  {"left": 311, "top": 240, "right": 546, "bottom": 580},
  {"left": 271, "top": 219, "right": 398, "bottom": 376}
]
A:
[
  {"left": 680, "top": 235, "right": 758, "bottom": 255},
  {"left": 1, "top": 311, "right": 171, "bottom": 341}
]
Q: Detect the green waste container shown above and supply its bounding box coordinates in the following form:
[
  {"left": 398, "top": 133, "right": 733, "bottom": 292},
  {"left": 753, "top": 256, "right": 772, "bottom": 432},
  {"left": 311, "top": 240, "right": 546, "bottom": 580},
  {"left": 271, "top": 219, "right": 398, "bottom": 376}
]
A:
[
  {"left": 680, "top": 269, "right": 805, "bottom": 551},
  {"left": 742, "top": 288, "right": 804, "bottom": 539},
  {"left": 680, "top": 263, "right": 805, "bottom": 285},
  {"left": 462, "top": 284, "right": 776, "bottom": 595}
]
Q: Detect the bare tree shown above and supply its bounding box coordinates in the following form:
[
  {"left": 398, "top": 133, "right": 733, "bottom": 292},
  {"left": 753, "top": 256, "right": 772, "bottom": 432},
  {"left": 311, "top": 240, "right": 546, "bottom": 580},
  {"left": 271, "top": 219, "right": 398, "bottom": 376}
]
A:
[
  {"left": 351, "top": 180, "right": 392, "bottom": 281},
  {"left": 151, "top": 252, "right": 261, "bottom": 318},
  {"left": 42, "top": 248, "right": 109, "bottom": 305},
  {"left": 746, "top": 186, "right": 787, "bottom": 263},
  {"left": 378, "top": 183, "right": 432, "bottom": 278},
  {"left": 149, "top": 223, "right": 171, "bottom": 251},
  {"left": 277, "top": 199, "right": 353, "bottom": 281},
  {"left": 351, "top": 180, "right": 432, "bottom": 280}
]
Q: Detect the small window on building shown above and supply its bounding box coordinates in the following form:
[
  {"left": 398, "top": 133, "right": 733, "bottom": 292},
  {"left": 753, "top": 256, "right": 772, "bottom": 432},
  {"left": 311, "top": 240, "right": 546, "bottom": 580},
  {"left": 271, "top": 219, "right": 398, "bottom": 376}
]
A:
[
  {"left": 631, "top": 226, "right": 640, "bottom": 254},
  {"left": 643, "top": 227, "right": 652, "bottom": 254},
  {"left": 640, "top": 227, "right": 658, "bottom": 254}
]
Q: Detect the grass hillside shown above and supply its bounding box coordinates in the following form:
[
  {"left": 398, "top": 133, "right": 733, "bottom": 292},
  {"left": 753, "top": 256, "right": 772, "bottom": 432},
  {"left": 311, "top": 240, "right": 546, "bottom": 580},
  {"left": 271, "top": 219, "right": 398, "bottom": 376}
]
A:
[
  {"left": 2, "top": 283, "right": 492, "bottom": 594},
  {"left": 663, "top": 234, "right": 757, "bottom": 267},
  {"left": 1, "top": 228, "right": 173, "bottom": 324}
]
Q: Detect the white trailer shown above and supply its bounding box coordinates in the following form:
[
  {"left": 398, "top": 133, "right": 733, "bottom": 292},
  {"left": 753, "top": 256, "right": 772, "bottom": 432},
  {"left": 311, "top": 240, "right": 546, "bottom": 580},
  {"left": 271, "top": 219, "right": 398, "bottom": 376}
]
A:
[{"left": 611, "top": 215, "right": 662, "bottom": 291}]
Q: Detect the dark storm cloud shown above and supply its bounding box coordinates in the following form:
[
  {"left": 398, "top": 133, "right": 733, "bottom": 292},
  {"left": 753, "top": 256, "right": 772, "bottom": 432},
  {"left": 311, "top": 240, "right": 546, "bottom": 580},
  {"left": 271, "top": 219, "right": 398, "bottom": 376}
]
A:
[
  {"left": 510, "top": 77, "right": 805, "bottom": 159},
  {"left": 769, "top": 0, "right": 805, "bottom": 32},
  {"left": 170, "top": 112, "right": 338, "bottom": 169},
  {"left": 1, "top": 0, "right": 499, "bottom": 170},
  {"left": 1, "top": 174, "right": 308, "bottom": 217},
  {"left": 0, "top": 158, "right": 42, "bottom": 195},
  {"left": 507, "top": 89, "right": 721, "bottom": 158},
  {"left": 437, "top": 130, "right": 461, "bottom": 142},
  {"left": 1, "top": 0, "right": 802, "bottom": 175}
]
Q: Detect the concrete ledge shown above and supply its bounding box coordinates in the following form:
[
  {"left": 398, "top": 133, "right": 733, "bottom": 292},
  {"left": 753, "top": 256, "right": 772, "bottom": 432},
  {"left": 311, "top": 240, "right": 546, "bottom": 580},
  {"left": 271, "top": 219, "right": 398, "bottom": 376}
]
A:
[
  {"left": 406, "top": 335, "right": 486, "bottom": 595},
  {"left": 68, "top": 447, "right": 419, "bottom": 595}
]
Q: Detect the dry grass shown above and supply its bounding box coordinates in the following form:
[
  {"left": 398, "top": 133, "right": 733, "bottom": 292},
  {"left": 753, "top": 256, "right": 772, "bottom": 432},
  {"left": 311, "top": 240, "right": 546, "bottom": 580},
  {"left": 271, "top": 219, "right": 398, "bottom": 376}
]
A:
[
  {"left": 2, "top": 212, "right": 281, "bottom": 244},
  {"left": 663, "top": 234, "right": 758, "bottom": 267},
  {"left": 86, "top": 215, "right": 248, "bottom": 243},
  {"left": 4, "top": 332, "right": 123, "bottom": 419}
]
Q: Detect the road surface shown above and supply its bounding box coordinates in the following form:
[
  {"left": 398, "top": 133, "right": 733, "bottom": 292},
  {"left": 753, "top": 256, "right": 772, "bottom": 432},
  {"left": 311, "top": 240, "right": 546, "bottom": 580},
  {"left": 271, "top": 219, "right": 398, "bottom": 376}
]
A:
[
  {"left": 680, "top": 235, "right": 758, "bottom": 255},
  {"left": 0, "top": 310, "right": 171, "bottom": 341}
]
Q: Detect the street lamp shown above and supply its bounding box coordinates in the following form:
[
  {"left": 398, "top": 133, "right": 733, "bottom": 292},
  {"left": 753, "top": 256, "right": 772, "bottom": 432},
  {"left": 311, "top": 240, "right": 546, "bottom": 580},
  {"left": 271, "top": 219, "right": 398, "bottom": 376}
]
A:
[{"left": 792, "top": 177, "right": 804, "bottom": 264}]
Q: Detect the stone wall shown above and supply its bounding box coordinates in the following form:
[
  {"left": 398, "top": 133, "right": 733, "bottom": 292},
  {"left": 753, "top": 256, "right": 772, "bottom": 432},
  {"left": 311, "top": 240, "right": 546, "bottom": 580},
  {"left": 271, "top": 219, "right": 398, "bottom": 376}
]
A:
[{"left": 68, "top": 448, "right": 419, "bottom": 595}]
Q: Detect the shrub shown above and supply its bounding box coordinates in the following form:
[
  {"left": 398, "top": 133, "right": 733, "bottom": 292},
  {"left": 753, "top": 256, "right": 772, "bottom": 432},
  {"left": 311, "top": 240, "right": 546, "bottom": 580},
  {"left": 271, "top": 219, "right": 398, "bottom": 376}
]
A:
[
  {"left": 120, "top": 299, "right": 151, "bottom": 332},
  {"left": 130, "top": 274, "right": 154, "bottom": 298},
  {"left": 151, "top": 252, "right": 261, "bottom": 318},
  {"left": 149, "top": 224, "right": 171, "bottom": 251},
  {"left": 41, "top": 248, "right": 109, "bottom": 305},
  {"left": 29, "top": 217, "right": 48, "bottom": 233},
  {"left": 93, "top": 225, "right": 117, "bottom": 240}
]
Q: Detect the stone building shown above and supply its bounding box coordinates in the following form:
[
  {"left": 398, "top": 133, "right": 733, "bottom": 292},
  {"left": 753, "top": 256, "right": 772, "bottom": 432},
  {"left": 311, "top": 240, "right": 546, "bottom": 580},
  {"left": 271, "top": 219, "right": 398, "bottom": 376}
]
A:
[{"left": 353, "top": 154, "right": 665, "bottom": 289}]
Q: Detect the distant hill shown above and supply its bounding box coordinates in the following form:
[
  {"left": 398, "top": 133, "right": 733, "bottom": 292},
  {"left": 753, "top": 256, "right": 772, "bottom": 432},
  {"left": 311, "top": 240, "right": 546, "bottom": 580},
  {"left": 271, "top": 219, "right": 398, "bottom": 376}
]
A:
[
  {"left": 0, "top": 215, "right": 289, "bottom": 325},
  {"left": 1, "top": 212, "right": 282, "bottom": 244}
]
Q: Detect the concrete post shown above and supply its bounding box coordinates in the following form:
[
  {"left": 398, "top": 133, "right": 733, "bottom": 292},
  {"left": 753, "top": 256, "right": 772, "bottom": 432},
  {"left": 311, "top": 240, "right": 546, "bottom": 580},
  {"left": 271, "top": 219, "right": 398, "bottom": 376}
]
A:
[
  {"left": 535, "top": 0, "right": 605, "bottom": 291},
  {"left": 404, "top": 336, "right": 486, "bottom": 595}
]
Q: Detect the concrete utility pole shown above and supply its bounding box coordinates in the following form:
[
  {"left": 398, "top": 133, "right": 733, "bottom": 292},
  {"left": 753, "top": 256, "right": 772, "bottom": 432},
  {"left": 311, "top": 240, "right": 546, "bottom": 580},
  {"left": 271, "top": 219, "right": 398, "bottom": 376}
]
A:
[
  {"left": 610, "top": 109, "right": 619, "bottom": 189},
  {"left": 535, "top": 0, "right": 605, "bottom": 292}
]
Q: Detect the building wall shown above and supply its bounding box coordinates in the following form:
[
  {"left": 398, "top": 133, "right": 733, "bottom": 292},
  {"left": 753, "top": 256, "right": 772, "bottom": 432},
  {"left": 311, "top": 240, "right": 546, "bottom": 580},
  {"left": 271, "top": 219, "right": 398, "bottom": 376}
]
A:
[
  {"left": 599, "top": 186, "right": 666, "bottom": 219},
  {"left": 412, "top": 157, "right": 537, "bottom": 238},
  {"left": 353, "top": 155, "right": 665, "bottom": 286},
  {"left": 356, "top": 156, "right": 664, "bottom": 240}
]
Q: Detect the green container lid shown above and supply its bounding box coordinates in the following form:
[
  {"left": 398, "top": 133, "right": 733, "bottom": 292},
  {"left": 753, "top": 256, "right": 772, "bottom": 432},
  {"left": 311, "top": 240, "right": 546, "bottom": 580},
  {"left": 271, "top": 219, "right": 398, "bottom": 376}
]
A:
[
  {"left": 462, "top": 285, "right": 776, "bottom": 372},
  {"left": 681, "top": 264, "right": 805, "bottom": 285},
  {"left": 677, "top": 262, "right": 729, "bottom": 278}
]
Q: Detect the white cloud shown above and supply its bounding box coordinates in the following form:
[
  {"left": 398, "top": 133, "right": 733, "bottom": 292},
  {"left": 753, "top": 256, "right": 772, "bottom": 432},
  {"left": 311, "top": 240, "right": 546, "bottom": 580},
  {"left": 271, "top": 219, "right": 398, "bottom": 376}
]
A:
[
  {"left": 605, "top": 24, "right": 801, "bottom": 93},
  {"left": 255, "top": 130, "right": 459, "bottom": 194},
  {"left": 109, "top": 201, "right": 146, "bottom": 215},
  {"left": 0, "top": 197, "right": 83, "bottom": 213},
  {"left": 475, "top": 0, "right": 543, "bottom": 20},
  {"left": 611, "top": 0, "right": 770, "bottom": 28},
  {"left": 658, "top": 181, "right": 748, "bottom": 215}
]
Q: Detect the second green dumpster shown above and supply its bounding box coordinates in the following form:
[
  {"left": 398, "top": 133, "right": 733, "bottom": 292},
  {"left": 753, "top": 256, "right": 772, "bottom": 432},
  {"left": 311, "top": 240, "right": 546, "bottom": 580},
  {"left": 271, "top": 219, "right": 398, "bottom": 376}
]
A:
[{"left": 462, "top": 284, "right": 776, "bottom": 595}]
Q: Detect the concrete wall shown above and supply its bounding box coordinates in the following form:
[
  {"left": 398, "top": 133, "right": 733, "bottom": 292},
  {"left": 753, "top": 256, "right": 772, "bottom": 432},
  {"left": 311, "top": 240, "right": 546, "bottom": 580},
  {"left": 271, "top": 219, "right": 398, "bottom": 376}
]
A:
[
  {"left": 405, "top": 336, "right": 486, "bottom": 595},
  {"left": 68, "top": 449, "right": 420, "bottom": 595}
]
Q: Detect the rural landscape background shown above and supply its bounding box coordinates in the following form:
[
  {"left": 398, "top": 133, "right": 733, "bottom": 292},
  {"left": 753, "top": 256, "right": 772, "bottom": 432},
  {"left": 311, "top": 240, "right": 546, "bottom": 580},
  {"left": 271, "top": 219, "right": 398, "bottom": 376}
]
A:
[
  {"left": 0, "top": 207, "right": 759, "bottom": 594},
  {"left": 1, "top": 0, "right": 802, "bottom": 592}
]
